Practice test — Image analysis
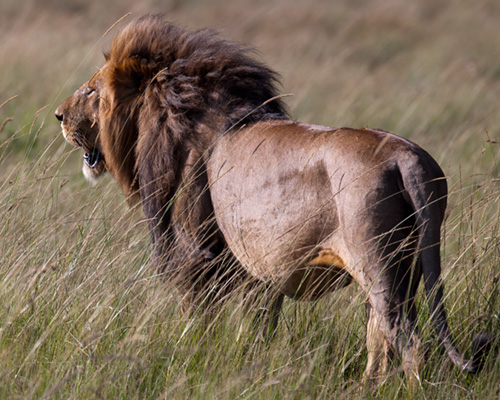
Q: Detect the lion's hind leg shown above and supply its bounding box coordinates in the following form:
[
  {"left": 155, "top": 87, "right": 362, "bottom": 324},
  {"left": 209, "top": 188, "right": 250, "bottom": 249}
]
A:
[
  {"left": 355, "top": 233, "right": 424, "bottom": 383},
  {"left": 364, "top": 305, "right": 393, "bottom": 382},
  {"left": 361, "top": 274, "right": 425, "bottom": 384}
]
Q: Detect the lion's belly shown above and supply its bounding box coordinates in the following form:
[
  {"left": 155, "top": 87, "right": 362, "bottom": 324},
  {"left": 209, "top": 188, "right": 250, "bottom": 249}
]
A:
[{"left": 211, "top": 193, "right": 353, "bottom": 298}]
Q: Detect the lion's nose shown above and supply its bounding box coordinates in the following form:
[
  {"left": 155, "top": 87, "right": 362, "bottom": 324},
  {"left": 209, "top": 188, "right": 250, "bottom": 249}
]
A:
[{"left": 55, "top": 111, "right": 63, "bottom": 123}]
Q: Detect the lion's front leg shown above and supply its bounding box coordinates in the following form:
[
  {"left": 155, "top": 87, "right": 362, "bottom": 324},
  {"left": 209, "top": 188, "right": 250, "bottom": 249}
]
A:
[{"left": 238, "top": 281, "right": 284, "bottom": 342}]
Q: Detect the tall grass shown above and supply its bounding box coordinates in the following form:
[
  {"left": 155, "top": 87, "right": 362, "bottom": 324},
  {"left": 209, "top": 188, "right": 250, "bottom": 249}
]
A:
[{"left": 1, "top": 0, "right": 500, "bottom": 398}]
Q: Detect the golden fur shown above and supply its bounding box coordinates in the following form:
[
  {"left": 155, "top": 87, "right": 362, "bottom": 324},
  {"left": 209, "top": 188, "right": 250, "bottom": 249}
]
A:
[{"left": 56, "top": 14, "right": 489, "bottom": 381}]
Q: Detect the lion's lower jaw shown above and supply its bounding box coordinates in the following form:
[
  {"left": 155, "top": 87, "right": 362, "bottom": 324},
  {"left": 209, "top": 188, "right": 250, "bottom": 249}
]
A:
[{"left": 82, "top": 162, "right": 105, "bottom": 185}]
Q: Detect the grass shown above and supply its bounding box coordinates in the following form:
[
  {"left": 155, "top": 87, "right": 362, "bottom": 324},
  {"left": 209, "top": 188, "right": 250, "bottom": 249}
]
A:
[{"left": 1, "top": 0, "right": 500, "bottom": 398}]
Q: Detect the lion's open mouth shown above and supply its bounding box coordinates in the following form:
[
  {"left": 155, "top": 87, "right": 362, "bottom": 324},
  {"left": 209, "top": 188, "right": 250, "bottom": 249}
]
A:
[{"left": 83, "top": 149, "right": 102, "bottom": 169}]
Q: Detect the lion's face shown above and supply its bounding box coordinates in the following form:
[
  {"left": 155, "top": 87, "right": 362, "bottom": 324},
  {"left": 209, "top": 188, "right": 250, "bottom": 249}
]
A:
[{"left": 55, "top": 73, "right": 106, "bottom": 183}]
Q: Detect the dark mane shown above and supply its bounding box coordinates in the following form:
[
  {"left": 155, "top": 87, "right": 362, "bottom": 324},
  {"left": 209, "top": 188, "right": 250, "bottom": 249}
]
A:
[
  {"left": 104, "top": 14, "right": 288, "bottom": 134},
  {"left": 98, "top": 14, "right": 290, "bottom": 261}
]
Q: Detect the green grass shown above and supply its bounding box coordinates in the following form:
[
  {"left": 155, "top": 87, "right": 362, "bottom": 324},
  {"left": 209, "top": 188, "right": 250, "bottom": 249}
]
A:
[{"left": 1, "top": 0, "right": 500, "bottom": 398}]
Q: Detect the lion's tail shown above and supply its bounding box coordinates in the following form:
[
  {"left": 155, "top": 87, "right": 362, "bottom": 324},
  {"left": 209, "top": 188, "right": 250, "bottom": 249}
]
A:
[{"left": 399, "top": 151, "right": 481, "bottom": 373}]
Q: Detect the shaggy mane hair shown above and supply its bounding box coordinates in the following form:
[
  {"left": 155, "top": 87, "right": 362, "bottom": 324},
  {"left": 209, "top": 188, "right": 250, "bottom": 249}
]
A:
[
  {"left": 105, "top": 14, "right": 288, "bottom": 128},
  {"left": 98, "top": 13, "right": 289, "bottom": 254},
  {"left": 99, "top": 14, "right": 288, "bottom": 197}
]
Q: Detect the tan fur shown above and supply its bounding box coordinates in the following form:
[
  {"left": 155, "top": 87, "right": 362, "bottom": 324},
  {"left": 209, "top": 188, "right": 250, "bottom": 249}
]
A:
[{"left": 56, "top": 14, "right": 482, "bottom": 381}]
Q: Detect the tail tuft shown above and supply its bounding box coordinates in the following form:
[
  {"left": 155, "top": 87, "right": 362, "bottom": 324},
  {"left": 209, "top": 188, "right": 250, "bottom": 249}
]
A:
[{"left": 470, "top": 332, "right": 495, "bottom": 373}]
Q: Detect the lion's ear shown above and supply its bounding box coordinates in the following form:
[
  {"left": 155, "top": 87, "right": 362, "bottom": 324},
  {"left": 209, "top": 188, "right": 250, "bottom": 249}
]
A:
[{"left": 109, "top": 56, "right": 152, "bottom": 93}]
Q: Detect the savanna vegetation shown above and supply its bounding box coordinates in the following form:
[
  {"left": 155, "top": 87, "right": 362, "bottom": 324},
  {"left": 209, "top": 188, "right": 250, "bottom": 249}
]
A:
[{"left": 0, "top": 0, "right": 499, "bottom": 398}]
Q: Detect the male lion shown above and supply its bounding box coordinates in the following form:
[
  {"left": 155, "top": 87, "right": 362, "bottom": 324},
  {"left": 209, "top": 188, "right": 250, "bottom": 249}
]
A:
[{"left": 56, "top": 14, "right": 486, "bottom": 380}]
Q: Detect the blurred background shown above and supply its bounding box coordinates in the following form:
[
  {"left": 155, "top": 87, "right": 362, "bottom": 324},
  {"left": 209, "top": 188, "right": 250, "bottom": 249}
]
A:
[
  {"left": 1, "top": 1, "right": 499, "bottom": 398},
  {"left": 2, "top": 0, "right": 500, "bottom": 175}
]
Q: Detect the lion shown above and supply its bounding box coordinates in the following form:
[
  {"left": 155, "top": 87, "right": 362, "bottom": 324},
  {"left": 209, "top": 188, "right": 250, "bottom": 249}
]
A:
[{"left": 56, "top": 14, "right": 489, "bottom": 380}]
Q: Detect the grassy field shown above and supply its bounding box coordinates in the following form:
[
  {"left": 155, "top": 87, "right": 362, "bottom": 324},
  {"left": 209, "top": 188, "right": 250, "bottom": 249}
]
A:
[{"left": 1, "top": 0, "right": 500, "bottom": 398}]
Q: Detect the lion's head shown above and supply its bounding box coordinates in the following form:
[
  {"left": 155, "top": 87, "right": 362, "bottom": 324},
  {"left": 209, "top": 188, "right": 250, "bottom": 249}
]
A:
[
  {"left": 56, "top": 63, "right": 140, "bottom": 202},
  {"left": 56, "top": 14, "right": 287, "bottom": 205},
  {"left": 55, "top": 72, "right": 106, "bottom": 185}
]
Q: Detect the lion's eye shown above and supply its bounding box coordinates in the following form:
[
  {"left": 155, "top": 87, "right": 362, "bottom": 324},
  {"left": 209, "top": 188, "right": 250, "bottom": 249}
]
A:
[{"left": 82, "top": 87, "right": 96, "bottom": 97}]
